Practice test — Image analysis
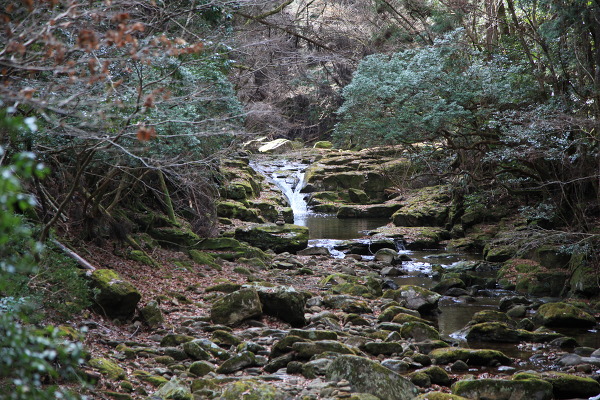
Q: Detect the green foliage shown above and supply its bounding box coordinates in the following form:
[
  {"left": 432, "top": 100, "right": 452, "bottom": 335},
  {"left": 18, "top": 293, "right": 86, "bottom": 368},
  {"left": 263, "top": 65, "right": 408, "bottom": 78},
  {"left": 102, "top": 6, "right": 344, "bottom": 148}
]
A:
[
  {"left": 0, "top": 114, "right": 86, "bottom": 399},
  {"left": 334, "top": 30, "right": 537, "bottom": 149}
]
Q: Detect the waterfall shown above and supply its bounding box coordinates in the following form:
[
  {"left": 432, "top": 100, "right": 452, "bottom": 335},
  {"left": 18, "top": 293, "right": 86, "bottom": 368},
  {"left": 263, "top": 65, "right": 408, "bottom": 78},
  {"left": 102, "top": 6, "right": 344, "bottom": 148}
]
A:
[{"left": 251, "top": 161, "right": 309, "bottom": 226}]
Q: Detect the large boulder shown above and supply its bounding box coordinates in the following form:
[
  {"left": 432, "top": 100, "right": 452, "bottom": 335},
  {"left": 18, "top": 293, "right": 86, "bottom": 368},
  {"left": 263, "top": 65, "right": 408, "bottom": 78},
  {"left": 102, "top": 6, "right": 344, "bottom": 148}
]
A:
[
  {"left": 534, "top": 302, "right": 596, "bottom": 328},
  {"left": 326, "top": 355, "right": 419, "bottom": 400},
  {"left": 89, "top": 269, "right": 141, "bottom": 320},
  {"left": 452, "top": 378, "right": 552, "bottom": 400},
  {"left": 234, "top": 223, "right": 309, "bottom": 253},
  {"left": 391, "top": 186, "right": 451, "bottom": 227},
  {"left": 253, "top": 285, "right": 307, "bottom": 327},
  {"left": 210, "top": 288, "right": 262, "bottom": 326},
  {"left": 540, "top": 372, "right": 600, "bottom": 399},
  {"left": 383, "top": 285, "right": 441, "bottom": 314}
]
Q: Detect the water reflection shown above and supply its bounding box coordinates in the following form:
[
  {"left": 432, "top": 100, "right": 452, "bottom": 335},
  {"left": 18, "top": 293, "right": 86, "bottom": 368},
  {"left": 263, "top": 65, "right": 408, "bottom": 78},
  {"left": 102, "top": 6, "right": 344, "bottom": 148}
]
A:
[{"left": 301, "top": 214, "right": 390, "bottom": 239}]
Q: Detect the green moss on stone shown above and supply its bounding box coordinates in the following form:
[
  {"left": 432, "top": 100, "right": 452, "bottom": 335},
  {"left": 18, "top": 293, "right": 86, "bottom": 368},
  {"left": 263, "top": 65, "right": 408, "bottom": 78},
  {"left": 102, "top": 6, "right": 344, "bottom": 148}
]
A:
[{"left": 88, "top": 358, "right": 126, "bottom": 381}]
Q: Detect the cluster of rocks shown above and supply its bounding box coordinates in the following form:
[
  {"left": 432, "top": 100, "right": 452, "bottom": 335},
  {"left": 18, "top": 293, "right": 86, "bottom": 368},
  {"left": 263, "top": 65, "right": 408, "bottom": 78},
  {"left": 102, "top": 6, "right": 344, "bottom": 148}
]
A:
[
  {"left": 80, "top": 147, "right": 600, "bottom": 400},
  {"left": 85, "top": 247, "right": 600, "bottom": 400}
]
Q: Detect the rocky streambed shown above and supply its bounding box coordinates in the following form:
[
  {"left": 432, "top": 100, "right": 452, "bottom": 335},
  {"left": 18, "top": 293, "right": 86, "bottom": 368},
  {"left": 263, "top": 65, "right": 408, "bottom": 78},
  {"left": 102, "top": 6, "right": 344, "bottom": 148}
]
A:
[{"left": 81, "top": 145, "right": 600, "bottom": 400}]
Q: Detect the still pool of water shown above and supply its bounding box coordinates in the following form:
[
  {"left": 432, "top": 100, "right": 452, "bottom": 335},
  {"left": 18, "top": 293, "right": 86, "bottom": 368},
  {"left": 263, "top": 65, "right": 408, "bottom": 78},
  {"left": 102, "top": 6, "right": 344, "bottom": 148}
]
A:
[{"left": 298, "top": 214, "right": 390, "bottom": 239}]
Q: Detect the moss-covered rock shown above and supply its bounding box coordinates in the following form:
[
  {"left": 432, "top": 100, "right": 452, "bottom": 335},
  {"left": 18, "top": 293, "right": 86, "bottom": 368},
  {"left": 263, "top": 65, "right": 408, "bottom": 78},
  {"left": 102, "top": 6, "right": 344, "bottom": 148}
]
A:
[
  {"left": 216, "top": 351, "right": 257, "bottom": 374},
  {"left": 400, "top": 322, "right": 440, "bottom": 341},
  {"left": 140, "top": 300, "right": 164, "bottom": 328},
  {"left": 219, "top": 379, "right": 285, "bottom": 400},
  {"left": 188, "top": 250, "right": 221, "bottom": 270},
  {"left": 326, "top": 355, "right": 419, "bottom": 400},
  {"left": 210, "top": 288, "right": 263, "bottom": 326},
  {"left": 292, "top": 340, "right": 357, "bottom": 359},
  {"left": 88, "top": 358, "right": 126, "bottom": 381},
  {"left": 383, "top": 285, "right": 441, "bottom": 314},
  {"left": 183, "top": 339, "right": 228, "bottom": 361},
  {"left": 429, "top": 347, "right": 511, "bottom": 366},
  {"left": 270, "top": 335, "right": 308, "bottom": 359},
  {"left": 234, "top": 223, "right": 309, "bottom": 253},
  {"left": 498, "top": 259, "right": 568, "bottom": 296},
  {"left": 149, "top": 226, "right": 201, "bottom": 249},
  {"left": 212, "top": 330, "right": 241, "bottom": 346},
  {"left": 452, "top": 378, "right": 552, "bottom": 400},
  {"left": 470, "top": 310, "right": 511, "bottom": 325},
  {"left": 418, "top": 366, "right": 451, "bottom": 386},
  {"left": 89, "top": 269, "right": 141, "bottom": 320},
  {"left": 152, "top": 376, "right": 192, "bottom": 400},
  {"left": 391, "top": 186, "right": 451, "bottom": 227},
  {"left": 314, "top": 140, "right": 334, "bottom": 149},
  {"left": 432, "top": 277, "right": 466, "bottom": 295},
  {"left": 534, "top": 302, "right": 596, "bottom": 328},
  {"left": 254, "top": 285, "right": 307, "bottom": 327},
  {"left": 377, "top": 306, "right": 421, "bottom": 322},
  {"left": 132, "top": 370, "right": 168, "bottom": 387},
  {"left": 541, "top": 372, "right": 600, "bottom": 399},
  {"left": 205, "top": 282, "right": 242, "bottom": 293},
  {"left": 160, "top": 334, "right": 194, "bottom": 347},
  {"left": 362, "top": 342, "right": 404, "bottom": 356},
  {"left": 216, "top": 200, "right": 263, "bottom": 222}
]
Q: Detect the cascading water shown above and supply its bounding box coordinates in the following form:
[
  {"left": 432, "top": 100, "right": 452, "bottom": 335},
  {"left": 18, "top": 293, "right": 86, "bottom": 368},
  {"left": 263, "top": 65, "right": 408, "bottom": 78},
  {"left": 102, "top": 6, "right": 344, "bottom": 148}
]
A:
[{"left": 250, "top": 161, "right": 309, "bottom": 225}]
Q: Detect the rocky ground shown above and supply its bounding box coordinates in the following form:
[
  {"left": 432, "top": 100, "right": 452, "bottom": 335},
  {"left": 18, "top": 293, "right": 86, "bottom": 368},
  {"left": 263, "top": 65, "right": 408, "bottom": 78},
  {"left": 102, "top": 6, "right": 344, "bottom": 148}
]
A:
[{"left": 71, "top": 144, "right": 600, "bottom": 400}]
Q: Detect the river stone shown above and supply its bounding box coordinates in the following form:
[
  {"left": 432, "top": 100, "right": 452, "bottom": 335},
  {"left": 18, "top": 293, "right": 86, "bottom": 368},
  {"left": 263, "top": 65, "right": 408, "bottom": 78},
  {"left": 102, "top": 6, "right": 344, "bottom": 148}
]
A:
[
  {"left": 374, "top": 248, "right": 399, "bottom": 264},
  {"left": 140, "top": 300, "right": 164, "bottom": 328},
  {"left": 302, "top": 358, "right": 333, "bottom": 378},
  {"left": 432, "top": 278, "right": 465, "bottom": 295},
  {"left": 540, "top": 372, "right": 600, "bottom": 399},
  {"left": 152, "top": 376, "right": 192, "bottom": 400},
  {"left": 326, "top": 355, "right": 419, "bottom": 400},
  {"left": 292, "top": 340, "right": 357, "bottom": 359},
  {"left": 210, "top": 288, "right": 262, "bottom": 326},
  {"left": 452, "top": 378, "right": 553, "bottom": 400},
  {"left": 429, "top": 347, "right": 511, "bottom": 366},
  {"left": 188, "top": 361, "right": 215, "bottom": 377},
  {"left": 183, "top": 339, "right": 229, "bottom": 360},
  {"left": 88, "top": 358, "right": 126, "bottom": 381},
  {"left": 419, "top": 366, "right": 451, "bottom": 386},
  {"left": 470, "top": 310, "right": 511, "bottom": 324},
  {"left": 253, "top": 285, "right": 306, "bottom": 327},
  {"left": 378, "top": 306, "right": 421, "bottom": 322},
  {"left": 89, "top": 269, "right": 141, "bottom": 320},
  {"left": 363, "top": 341, "right": 404, "bottom": 356},
  {"left": 381, "top": 359, "right": 410, "bottom": 373},
  {"left": 400, "top": 322, "right": 440, "bottom": 341},
  {"left": 464, "top": 322, "right": 522, "bottom": 343},
  {"left": 216, "top": 351, "right": 257, "bottom": 374},
  {"left": 297, "top": 246, "right": 331, "bottom": 256},
  {"left": 219, "top": 379, "right": 285, "bottom": 400},
  {"left": 384, "top": 285, "right": 441, "bottom": 314},
  {"left": 289, "top": 328, "right": 338, "bottom": 341},
  {"left": 160, "top": 334, "right": 194, "bottom": 347},
  {"left": 234, "top": 223, "right": 309, "bottom": 253},
  {"left": 534, "top": 302, "right": 596, "bottom": 328}
]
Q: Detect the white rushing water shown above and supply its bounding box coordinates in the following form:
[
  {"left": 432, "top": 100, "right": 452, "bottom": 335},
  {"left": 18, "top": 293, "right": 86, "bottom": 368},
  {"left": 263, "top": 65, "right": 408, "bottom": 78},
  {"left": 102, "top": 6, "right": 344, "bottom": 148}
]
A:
[{"left": 250, "top": 161, "right": 309, "bottom": 225}]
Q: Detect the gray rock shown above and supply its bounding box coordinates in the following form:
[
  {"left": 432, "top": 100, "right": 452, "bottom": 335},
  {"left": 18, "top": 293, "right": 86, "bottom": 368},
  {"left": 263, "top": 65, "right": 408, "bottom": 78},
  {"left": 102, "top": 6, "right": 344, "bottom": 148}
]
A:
[
  {"left": 253, "top": 285, "right": 307, "bottom": 327},
  {"left": 216, "top": 351, "right": 257, "bottom": 374},
  {"left": 452, "top": 378, "right": 552, "bottom": 400},
  {"left": 326, "top": 355, "right": 419, "bottom": 400},
  {"left": 381, "top": 359, "right": 410, "bottom": 373},
  {"left": 152, "top": 376, "right": 192, "bottom": 400},
  {"left": 381, "top": 266, "right": 404, "bottom": 276},
  {"left": 210, "top": 288, "right": 262, "bottom": 326}
]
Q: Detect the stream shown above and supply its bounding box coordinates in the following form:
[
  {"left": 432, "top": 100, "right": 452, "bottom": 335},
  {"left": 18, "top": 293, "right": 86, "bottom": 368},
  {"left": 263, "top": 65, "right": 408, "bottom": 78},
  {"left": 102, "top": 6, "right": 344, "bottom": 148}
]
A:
[{"left": 251, "top": 158, "right": 600, "bottom": 374}]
